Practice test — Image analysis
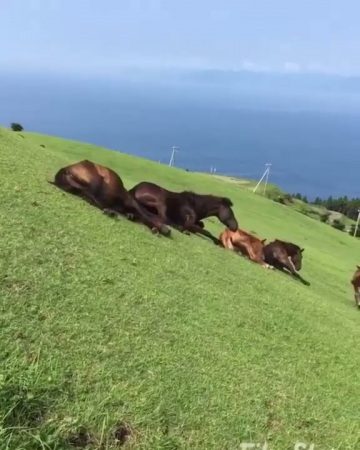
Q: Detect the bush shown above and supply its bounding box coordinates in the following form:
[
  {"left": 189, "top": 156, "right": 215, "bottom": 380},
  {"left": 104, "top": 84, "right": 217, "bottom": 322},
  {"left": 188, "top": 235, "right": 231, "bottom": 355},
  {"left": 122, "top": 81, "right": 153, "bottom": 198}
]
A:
[
  {"left": 283, "top": 194, "right": 293, "bottom": 203},
  {"left": 331, "top": 219, "right": 345, "bottom": 231},
  {"left": 274, "top": 196, "right": 285, "bottom": 204},
  {"left": 10, "top": 123, "right": 24, "bottom": 132},
  {"left": 320, "top": 213, "right": 330, "bottom": 223}
]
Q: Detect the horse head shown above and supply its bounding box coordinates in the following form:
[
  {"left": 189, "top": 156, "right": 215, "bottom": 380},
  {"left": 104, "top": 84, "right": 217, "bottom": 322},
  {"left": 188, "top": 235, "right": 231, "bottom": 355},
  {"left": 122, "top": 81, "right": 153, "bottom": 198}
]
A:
[
  {"left": 289, "top": 245, "right": 304, "bottom": 271},
  {"left": 217, "top": 197, "right": 238, "bottom": 232}
]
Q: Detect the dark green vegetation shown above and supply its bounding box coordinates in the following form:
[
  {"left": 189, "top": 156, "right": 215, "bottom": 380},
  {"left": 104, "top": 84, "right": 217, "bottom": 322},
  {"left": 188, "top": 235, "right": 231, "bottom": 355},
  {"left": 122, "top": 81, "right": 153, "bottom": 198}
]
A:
[
  {"left": 1, "top": 126, "right": 360, "bottom": 449},
  {"left": 214, "top": 174, "right": 357, "bottom": 234},
  {"left": 302, "top": 192, "right": 360, "bottom": 223},
  {"left": 10, "top": 122, "right": 24, "bottom": 132}
]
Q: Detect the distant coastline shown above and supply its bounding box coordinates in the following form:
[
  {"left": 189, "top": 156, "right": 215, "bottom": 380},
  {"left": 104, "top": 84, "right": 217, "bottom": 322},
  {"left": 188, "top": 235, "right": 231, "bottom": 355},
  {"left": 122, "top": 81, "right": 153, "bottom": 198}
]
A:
[{"left": 1, "top": 72, "right": 359, "bottom": 200}]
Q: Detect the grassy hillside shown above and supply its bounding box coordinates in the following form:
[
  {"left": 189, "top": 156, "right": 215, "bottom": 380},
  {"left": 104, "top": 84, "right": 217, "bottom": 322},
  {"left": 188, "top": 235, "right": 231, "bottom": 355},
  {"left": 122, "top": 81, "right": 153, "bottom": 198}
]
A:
[{"left": 1, "top": 126, "right": 360, "bottom": 450}]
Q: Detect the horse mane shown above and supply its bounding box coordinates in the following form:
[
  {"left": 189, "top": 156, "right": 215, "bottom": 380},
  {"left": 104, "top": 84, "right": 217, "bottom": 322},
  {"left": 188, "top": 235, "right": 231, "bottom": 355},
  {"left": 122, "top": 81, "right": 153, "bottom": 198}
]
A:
[
  {"left": 275, "top": 239, "right": 302, "bottom": 256},
  {"left": 181, "top": 190, "right": 233, "bottom": 208}
]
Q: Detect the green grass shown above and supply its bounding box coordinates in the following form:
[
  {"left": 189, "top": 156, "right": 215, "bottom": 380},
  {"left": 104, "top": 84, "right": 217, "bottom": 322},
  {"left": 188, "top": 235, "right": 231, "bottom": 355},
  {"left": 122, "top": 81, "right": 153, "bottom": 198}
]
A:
[{"left": 1, "top": 126, "right": 360, "bottom": 450}]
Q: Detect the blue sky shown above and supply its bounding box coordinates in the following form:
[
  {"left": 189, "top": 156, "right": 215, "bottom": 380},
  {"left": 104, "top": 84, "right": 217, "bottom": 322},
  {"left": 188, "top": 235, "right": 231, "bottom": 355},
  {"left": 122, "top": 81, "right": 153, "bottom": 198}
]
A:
[{"left": 1, "top": 0, "right": 360, "bottom": 76}]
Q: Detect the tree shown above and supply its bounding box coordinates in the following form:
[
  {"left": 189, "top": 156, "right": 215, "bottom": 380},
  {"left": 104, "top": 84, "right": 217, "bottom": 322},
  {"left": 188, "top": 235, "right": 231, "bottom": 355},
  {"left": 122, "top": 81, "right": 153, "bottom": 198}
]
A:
[{"left": 10, "top": 123, "right": 24, "bottom": 132}]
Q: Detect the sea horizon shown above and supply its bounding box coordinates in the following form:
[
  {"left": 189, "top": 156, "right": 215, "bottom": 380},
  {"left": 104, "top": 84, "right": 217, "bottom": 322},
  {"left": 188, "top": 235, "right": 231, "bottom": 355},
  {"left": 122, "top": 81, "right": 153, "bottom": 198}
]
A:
[{"left": 1, "top": 71, "right": 359, "bottom": 201}]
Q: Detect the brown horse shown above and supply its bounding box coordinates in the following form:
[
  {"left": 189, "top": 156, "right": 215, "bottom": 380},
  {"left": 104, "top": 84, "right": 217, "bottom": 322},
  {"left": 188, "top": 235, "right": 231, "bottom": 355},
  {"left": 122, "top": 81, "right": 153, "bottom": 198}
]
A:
[
  {"left": 219, "top": 228, "right": 273, "bottom": 269},
  {"left": 128, "top": 181, "right": 238, "bottom": 244},
  {"left": 263, "top": 239, "right": 310, "bottom": 285},
  {"left": 48, "top": 160, "right": 170, "bottom": 236},
  {"left": 350, "top": 265, "right": 360, "bottom": 309}
]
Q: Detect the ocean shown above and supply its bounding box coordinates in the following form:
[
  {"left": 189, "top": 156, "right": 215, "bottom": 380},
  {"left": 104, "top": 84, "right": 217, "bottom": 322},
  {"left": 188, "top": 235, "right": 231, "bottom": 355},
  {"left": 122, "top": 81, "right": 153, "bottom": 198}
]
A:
[{"left": 0, "top": 72, "right": 359, "bottom": 200}]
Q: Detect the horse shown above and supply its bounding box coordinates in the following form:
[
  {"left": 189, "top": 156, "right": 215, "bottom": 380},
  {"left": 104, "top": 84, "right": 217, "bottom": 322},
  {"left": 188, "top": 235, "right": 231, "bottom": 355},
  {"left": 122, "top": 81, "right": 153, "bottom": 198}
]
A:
[
  {"left": 350, "top": 265, "right": 360, "bottom": 309},
  {"left": 219, "top": 228, "right": 273, "bottom": 269},
  {"left": 263, "top": 239, "right": 310, "bottom": 285},
  {"left": 128, "top": 181, "right": 238, "bottom": 245},
  {"left": 48, "top": 160, "right": 171, "bottom": 236}
]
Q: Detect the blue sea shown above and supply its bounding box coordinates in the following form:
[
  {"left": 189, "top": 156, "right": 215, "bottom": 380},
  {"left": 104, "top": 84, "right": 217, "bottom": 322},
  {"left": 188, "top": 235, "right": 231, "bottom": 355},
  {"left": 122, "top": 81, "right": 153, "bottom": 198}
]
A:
[{"left": 0, "top": 71, "right": 359, "bottom": 200}]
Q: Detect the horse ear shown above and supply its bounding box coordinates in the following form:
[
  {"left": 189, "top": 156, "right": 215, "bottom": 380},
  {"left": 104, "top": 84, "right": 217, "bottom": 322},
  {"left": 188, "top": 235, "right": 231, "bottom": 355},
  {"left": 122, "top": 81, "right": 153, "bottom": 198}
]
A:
[
  {"left": 357, "top": 265, "right": 360, "bottom": 270},
  {"left": 222, "top": 197, "right": 233, "bottom": 207},
  {"left": 261, "top": 239, "right": 266, "bottom": 244},
  {"left": 301, "top": 248, "right": 305, "bottom": 253}
]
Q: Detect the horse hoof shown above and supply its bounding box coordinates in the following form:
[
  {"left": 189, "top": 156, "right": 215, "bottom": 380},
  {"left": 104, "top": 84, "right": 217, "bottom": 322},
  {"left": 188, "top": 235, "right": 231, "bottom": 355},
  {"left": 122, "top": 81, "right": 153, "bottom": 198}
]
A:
[
  {"left": 151, "top": 228, "right": 160, "bottom": 235},
  {"left": 159, "top": 224, "right": 171, "bottom": 236},
  {"left": 183, "top": 230, "right": 191, "bottom": 236},
  {"left": 126, "top": 213, "right": 134, "bottom": 221}
]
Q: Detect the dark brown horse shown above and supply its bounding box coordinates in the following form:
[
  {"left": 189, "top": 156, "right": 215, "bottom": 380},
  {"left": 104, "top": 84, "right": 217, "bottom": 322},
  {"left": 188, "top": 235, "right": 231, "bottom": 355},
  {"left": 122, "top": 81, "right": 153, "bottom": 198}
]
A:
[
  {"left": 48, "top": 160, "right": 170, "bottom": 236},
  {"left": 128, "top": 181, "right": 238, "bottom": 244},
  {"left": 351, "top": 265, "right": 360, "bottom": 309},
  {"left": 263, "top": 239, "right": 310, "bottom": 285}
]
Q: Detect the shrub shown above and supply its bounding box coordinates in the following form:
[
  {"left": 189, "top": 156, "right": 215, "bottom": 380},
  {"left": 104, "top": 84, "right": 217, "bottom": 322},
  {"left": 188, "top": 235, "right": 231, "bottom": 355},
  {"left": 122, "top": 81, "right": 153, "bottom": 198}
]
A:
[
  {"left": 331, "top": 219, "right": 345, "bottom": 231},
  {"left": 320, "top": 213, "right": 330, "bottom": 223},
  {"left": 10, "top": 123, "right": 24, "bottom": 132},
  {"left": 283, "top": 193, "right": 293, "bottom": 203}
]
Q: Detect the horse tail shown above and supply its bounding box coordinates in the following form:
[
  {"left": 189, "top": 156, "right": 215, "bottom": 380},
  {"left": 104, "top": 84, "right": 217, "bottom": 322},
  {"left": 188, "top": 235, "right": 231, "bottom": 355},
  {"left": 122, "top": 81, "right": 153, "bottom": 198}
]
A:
[{"left": 47, "top": 167, "right": 68, "bottom": 187}]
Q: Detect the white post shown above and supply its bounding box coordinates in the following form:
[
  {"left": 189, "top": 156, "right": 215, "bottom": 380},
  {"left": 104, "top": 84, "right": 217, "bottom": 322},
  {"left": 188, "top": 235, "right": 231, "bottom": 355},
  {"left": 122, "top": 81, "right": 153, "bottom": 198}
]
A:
[
  {"left": 253, "top": 163, "right": 271, "bottom": 194},
  {"left": 169, "top": 146, "right": 179, "bottom": 167},
  {"left": 263, "top": 163, "right": 271, "bottom": 195},
  {"left": 354, "top": 210, "right": 360, "bottom": 237}
]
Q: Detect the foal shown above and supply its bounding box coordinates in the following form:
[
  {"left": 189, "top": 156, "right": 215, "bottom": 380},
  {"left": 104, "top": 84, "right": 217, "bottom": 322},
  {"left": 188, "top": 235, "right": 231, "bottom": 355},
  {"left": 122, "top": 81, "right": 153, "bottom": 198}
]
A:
[
  {"left": 263, "top": 239, "right": 310, "bottom": 286},
  {"left": 219, "top": 228, "right": 272, "bottom": 269},
  {"left": 351, "top": 265, "right": 360, "bottom": 309}
]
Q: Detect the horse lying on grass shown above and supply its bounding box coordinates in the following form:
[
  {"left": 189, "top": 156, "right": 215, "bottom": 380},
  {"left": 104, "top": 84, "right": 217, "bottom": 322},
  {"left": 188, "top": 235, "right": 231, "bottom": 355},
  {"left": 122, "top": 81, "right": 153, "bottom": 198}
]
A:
[
  {"left": 128, "top": 181, "right": 238, "bottom": 245},
  {"left": 48, "top": 160, "right": 171, "bottom": 237},
  {"left": 263, "top": 239, "right": 310, "bottom": 286},
  {"left": 219, "top": 228, "right": 273, "bottom": 269},
  {"left": 350, "top": 265, "right": 360, "bottom": 309}
]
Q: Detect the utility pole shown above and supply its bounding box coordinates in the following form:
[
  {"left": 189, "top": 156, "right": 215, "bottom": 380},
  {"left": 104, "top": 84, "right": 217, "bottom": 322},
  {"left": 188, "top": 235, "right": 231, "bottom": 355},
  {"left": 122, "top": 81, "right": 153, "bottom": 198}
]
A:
[
  {"left": 253, "top": 163, "right": 272, "bottom": 195},
  {"left": 354, "top": 209, "right": 360, "bottom": 237},
  {"left": 263, "top": 163, "right": 271, "bottom": 195},
  {"left": 169, "top": 146, "right": 179, "bottom": 167}
]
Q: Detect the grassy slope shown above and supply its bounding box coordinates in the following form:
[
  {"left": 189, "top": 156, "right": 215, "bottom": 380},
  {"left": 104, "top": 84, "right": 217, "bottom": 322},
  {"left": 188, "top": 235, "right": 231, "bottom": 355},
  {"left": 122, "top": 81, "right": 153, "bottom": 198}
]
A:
[{"left": 1, "top": 126, "right": 360, "bottom": 450}]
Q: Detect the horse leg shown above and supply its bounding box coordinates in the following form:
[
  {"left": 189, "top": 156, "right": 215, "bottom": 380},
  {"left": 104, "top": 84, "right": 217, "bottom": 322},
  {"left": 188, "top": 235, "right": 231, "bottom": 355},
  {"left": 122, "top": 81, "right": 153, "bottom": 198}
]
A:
[
  {"left": 354, "top": 287, "right": 360, "bottom": 309},
  {"left": 278, "top": 257, "right": 310, "bottom": 285},
  {"left": 122, "top": 194, "right": 170, "bottom": 236},
  {"left": 222, "top": 235, "right": 234, "bottom": 250},
  {"left": 240, "top": 241, "right": 270, "bottom": 268},
  {"left": 182, "top": 222, "right": 221, "bottom": 245},
  {"left": 61, "top": 172, "right": 116, "bottom": 215},
  {"left": 130, "top": 194, "right": 168, "bottom": 222}
]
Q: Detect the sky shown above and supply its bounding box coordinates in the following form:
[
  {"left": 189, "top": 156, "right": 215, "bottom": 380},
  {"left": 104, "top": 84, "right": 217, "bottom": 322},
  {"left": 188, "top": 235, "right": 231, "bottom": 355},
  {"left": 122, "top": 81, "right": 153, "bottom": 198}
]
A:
[{"left": 1, "top": 0, "right": 360, "bottom": 77}]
